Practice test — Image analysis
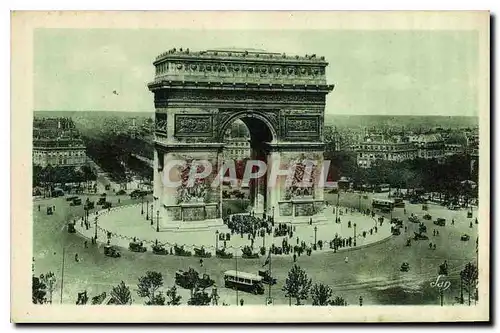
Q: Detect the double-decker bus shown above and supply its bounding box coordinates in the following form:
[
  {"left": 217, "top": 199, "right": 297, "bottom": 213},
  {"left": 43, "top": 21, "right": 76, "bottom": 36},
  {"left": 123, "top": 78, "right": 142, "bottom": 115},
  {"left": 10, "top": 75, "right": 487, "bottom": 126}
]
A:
[
  {"left": 224, "top": 270, "right": 265, "bottom": 295},
  {"left": 372, "top": 198, "right": 394, "bottom": 212}
]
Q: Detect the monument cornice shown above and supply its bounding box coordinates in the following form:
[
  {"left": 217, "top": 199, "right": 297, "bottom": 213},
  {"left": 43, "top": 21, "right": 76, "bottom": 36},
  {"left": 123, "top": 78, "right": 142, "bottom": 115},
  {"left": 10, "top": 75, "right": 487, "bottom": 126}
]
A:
[{"left": 148, "top": 80, "right": 334, "bottom": 93}]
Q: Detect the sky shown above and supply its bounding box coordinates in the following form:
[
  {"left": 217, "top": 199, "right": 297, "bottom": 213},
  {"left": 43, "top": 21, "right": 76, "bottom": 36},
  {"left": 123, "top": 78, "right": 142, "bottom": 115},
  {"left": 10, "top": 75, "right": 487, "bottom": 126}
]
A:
[{"left": 34, "top": 29, "right": 479, "bottom": 116}]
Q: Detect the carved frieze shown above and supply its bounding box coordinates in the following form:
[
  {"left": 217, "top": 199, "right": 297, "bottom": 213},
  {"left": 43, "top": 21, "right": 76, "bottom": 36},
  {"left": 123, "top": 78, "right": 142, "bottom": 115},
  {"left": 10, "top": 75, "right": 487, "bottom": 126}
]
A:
[
  {"left": 174, "top": 114, "right": 213, "bottom": 137},
  {"left": 155, "top": 113, "right": 168, "bottom": 134},
  {"left": 284, "top": 115, "right": 319, "bottom": 138}
]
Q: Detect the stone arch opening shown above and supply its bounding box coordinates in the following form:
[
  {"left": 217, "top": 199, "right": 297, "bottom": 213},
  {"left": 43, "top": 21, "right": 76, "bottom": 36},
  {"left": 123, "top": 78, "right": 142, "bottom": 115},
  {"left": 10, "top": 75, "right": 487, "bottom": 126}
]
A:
[{"left": 220, "top": 111, "right": 276, "bottom": 215}]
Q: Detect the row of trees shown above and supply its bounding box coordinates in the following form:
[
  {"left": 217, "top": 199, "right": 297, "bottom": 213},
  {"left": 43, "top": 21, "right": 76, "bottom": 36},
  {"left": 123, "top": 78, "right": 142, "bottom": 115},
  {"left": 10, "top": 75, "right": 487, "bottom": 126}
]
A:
[
  {"left": 33, "top": 164, "right": 96, "bottom": 188},
  {"left": 324, "top": 151, "right": 478, "bottom": 195},
  {"left": 283, "top": 265, "right": 347, "bottom": 306}
]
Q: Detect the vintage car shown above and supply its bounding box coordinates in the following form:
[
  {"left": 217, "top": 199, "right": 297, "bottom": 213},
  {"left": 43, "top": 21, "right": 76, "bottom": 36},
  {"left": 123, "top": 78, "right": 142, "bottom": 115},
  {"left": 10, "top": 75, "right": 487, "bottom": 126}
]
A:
[
  {"left": 175, "top": 269, "right": 215, "bottom": 290},
  {"left": 258, "top": 269, "right": 277, "bottom": 285},
  {"left": 241, "top": 246, "right": 259, "bottom": 259},
  {"left": 66, "top": 196, "right": 78, "bottom": 202},
  {"left": 103, "top": 202, "right": 112, "bottom": 209},
  {"left": 461, "top": 234, "right": 470, "bottom": 241},
  {"left": 173, "top": 245, "right": 192, "bottom": 257},
  {"left": 152, "top": 244, "right": 168, "bottom": 255},
  {"left": 467, "top": 211, "right": 473, "bottom": 218},
  {"left": 216, "top": 248, "right": 233, "bottom": 259},
  {"left": 400, "top": 262, "right": 410, "bottom": 272},
  {"left": 391, "top": 226, "right": 401, "bottom": 236},
  {"left": 408, "top": 215, "right": 420, "bottom": 223},
  {"left": 413, "top": 232, "right": 429, "bottom": 241},
  {"left": 130, "top": 190, "right": 146, "bottom": 199},
  {"left": 97, "top": 197, "right": 107, "bottom": 205},
  {"left": 70, "top": 198, "right": 82, "bottom": 206},
  {"left": 194, "top": 246, "right": 212, "bottom": 258},
  {"left": 104, "top": 245, "right": 121, "bottom": 258},
  {"left": 129, "top": 241, "right": 147, "bottom": 252},
  {"left": 419, "top": 223, "right": 427, "bottom": 234},
  {"left": 423, "top": 213, "right": 432, "bottom": 220},
  {"left": 422, "top": 204, "right": 429, "bottom": 211},
  {"left": 433, "top": 218, "right": 446, "bottom": 226},
  {"left": 448, "top": 204, "right": 461, "bottom": 210},
  {"left": 46, "top": 207, "right": 53, "bottom": 215},
  {"left": 67, "top": 223, "right": 76, "bottom": 233}
]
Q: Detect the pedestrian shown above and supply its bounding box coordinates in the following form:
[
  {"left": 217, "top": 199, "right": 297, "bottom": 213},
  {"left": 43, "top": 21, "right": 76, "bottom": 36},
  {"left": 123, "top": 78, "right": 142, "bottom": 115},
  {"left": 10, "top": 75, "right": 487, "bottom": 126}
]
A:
[
  {"left": 451, "top": 219, "right": 455, "bottom": 225},
  {"left": 433, "top": 230, "right": 436, "bottom": 236},
  {"left": 53, "top": 205, "right": 56, "bottom": 211},
  {"left": 429, "top": 242, "right": 433, "bottom": 249},
  {"left": 436, "top": 230, "right": 439, "bottom": 236},
  {"left": 75, "top": 253, "right": 79, "bottom": 262},
  {"left": 469, "top": 221, "right": 473, "bottom": 228},
  {"left": 344, "top": 256, "right": 349, "bottom": 263},
  {"left": 433, "top": 244, "right": 437, "bottom": 250},
  {"left": 293, "top": 253, "right": 297, "bottom": 262},
  {"left": 240, "top": 298, "right": 244, "bottom": 306},
  {"left": 38, "top": 205, "right": 40, "bottom": 212},
  {"left": 475, "top": 218, "right": 478, "bottom": 224},
  {"left": 84, "top": 241, "right": 87, "bottom": 248}
]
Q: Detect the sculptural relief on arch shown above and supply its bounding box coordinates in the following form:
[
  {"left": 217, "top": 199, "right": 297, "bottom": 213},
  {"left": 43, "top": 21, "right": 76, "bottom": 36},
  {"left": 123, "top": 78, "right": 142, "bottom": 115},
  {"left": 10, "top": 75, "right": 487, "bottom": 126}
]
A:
[{"left": 148, "top": 48, "right": 334, "bottom": 229}]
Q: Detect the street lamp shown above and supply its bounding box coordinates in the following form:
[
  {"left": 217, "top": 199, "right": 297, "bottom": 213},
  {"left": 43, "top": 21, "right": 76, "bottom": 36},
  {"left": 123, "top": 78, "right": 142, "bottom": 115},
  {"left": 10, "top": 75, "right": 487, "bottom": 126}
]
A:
[
  {"left": 215, "top": 230, "right": 219, "bottom": 253},
  {"left": 146, "top": 200, "right": 149, "bottom": 220},
  {"left": 353, "top": 223, "right": 357, "bottom": 247},
  {"left": 156, "top": 210, "right": 160, "bottom": 232},
  {"left": 141, "top": 196, "right": 144, "bottom": 215},
  {"left": 314, "top": 225, "right": 318, "bottom": 245},
  {"left": 150, "top": 204, "right": 154, "bottom": 225},
  {"left": 94, "top": 216, "right": 98, "bottom": 240}
]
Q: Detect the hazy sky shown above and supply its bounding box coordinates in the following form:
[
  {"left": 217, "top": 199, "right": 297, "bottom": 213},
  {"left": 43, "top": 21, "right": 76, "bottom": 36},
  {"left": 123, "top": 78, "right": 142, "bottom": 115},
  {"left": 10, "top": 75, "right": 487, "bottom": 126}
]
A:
[{"left": 34, "top": 29, "right": 479, "bottom": 116}]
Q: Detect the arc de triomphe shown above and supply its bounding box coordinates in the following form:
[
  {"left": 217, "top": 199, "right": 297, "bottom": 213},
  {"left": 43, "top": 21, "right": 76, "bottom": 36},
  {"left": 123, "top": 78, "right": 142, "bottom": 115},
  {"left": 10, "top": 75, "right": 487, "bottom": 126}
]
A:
[{"left": 148, "top": 48, "right": 334, "bottom": 229}]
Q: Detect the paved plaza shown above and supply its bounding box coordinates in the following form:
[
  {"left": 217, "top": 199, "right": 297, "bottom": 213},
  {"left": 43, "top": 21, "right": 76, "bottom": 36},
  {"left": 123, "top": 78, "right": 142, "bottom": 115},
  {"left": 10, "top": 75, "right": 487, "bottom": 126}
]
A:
[{"left": 74, "top": 203, "right": 393, "bottom": 256}]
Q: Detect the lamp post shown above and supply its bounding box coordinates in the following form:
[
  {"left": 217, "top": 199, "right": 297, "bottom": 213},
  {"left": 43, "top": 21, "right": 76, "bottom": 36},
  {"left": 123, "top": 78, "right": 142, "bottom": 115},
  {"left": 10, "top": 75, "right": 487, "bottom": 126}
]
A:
[
  {"left": 150, "top": 204, "right": 154, "bottom": 225},
  {"left": 215, "top": 230, "right": 219, "bottom": 253},
  {"left": 146, "top": 200, "right": 149, "bottom": 220},
  {"left": 353, "top": 223, "right": 357, "bottom": 247},
  {"left": 314, "top": 225, "right": 318, "bottom": 245},
  {"left": 141, "top": 196, "right": 144, "bottom": 215},
  {"left": 94, "top": 216, "right": 98, "bottom": 240},
  {"left": 156, "top": 210, "right": 160, "bottom": 232}
]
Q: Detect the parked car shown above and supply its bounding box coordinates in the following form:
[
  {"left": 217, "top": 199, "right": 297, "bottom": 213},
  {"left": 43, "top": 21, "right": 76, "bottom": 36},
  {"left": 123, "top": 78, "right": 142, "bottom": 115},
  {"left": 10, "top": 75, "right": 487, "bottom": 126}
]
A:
[
  {"left": 129, "top": 241, "right": 147, "bottom": 252},
  {"left": 67, "top": 223, "right": 76, "bottom": 233},
  {"left": 103, "top": 202, "right": 112, "bottom": 209},
  {"left": 413, "top": 232, "right": 429, "bottom": 241},
  {"left": 423, "top": 214, "right": 432, "bottom": 220},
  {"left": 461, "top": 234, "right": 470, "bottom": 241},
  {"left": 104, "top": 245, "right": 121, "bottom": 258},
  {"left": 433, "top": 218, "right": 446, "bottom": 226}
]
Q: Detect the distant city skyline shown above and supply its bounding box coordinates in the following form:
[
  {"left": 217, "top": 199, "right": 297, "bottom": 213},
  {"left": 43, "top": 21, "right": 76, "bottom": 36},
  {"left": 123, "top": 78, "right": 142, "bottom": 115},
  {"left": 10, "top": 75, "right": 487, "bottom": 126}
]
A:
[{"left": 35, "top": 29, "right": 479, "bottom": 117}]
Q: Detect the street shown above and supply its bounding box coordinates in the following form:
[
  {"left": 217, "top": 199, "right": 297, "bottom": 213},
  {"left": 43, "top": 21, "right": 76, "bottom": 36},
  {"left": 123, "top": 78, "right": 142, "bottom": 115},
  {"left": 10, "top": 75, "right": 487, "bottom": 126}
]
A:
[{"left": 33, "top": 192, "right": 477, "bottom": 306}]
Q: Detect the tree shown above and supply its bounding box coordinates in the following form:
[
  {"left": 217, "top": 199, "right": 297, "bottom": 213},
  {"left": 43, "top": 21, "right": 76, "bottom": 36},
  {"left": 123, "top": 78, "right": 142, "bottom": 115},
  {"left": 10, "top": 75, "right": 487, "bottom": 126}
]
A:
[
  {"left": 147, "top": 292, "right": 166, "bottom": 306},
  {"left": 110, "top": 281, "right": 132, "bottom": 305},
  {"left": 460, "top": 262, "right": 479, "bottom": 306},
  {"left": 187, "top": 288, "right": 211, "bottom": 306},
  {"left": 311, "top": 283, "right": 333, "bottom": 306},
  {"left": 32, "top": 276, "right": 47, "bottom": 304},
  {"left": 330, "top": 296, "right": 347, "bottom": 306},
  {"left": 282, "top": 265, "right": 312, "bottom": 305},
  {"left": 39, "top": 272, "right": 56, "bottom": 304},
  {"left": 137, "top": 271, "right": 164, "bottom": 305},
  {"left": 166, "top": 286, "right": 182, "bottom": 305},
  {"left": 183, "top": 268, "right": 200, "bottom": 298}
]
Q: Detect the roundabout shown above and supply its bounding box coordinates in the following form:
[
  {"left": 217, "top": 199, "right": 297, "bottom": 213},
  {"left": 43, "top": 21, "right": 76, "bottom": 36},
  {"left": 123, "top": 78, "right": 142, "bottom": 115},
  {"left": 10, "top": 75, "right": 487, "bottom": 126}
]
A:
[{"left": 74, "top": 203, "right": 393, "bottom": 256}]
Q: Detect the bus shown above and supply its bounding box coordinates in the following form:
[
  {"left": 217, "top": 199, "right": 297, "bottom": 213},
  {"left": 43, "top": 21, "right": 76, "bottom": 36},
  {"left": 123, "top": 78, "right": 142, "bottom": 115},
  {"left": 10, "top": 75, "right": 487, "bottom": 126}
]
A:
[
  {"left": 372, "top": 198, "right": 394, "bottom": 212},
  {"left": 224, "top": 270, "right": 265, "bottom": 295},
  {"left": 393, "top": 197, "right": 405, "bottom": 208}
]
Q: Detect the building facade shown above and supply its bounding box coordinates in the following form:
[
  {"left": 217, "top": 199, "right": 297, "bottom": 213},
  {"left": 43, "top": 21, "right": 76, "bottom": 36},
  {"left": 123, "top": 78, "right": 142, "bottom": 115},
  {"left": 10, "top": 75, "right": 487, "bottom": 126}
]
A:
[
  {"left": 354, "top": 135, "right": 418, "bottom": 168},
  {"left": 33, "top": 138, "right": 87, "bottom": 167}
]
